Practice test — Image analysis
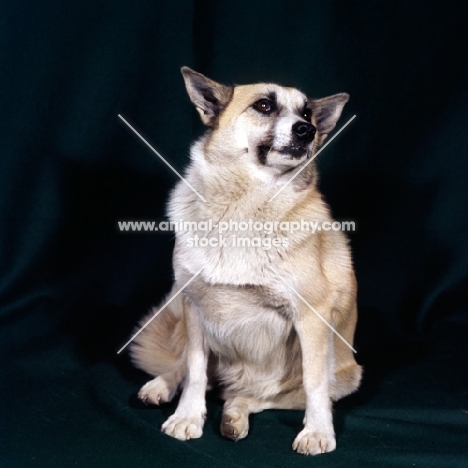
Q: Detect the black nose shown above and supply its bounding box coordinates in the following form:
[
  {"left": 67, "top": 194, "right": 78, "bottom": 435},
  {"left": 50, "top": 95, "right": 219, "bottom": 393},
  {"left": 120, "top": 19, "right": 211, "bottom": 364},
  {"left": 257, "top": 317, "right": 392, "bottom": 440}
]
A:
[{"left": 292, "top": 122, "right": 316, "bottom": 143}]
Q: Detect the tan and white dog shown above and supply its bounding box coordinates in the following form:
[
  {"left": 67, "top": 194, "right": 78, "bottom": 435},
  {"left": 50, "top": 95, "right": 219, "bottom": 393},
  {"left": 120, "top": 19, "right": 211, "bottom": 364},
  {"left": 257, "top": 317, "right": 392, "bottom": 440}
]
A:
[{"left": 129, "top": 67, "right": 362, "bottom": 455}]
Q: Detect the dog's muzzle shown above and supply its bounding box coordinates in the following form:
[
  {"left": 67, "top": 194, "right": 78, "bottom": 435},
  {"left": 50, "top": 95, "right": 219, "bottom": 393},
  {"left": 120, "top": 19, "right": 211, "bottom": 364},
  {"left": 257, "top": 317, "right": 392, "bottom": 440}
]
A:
[
  {"left": 273, "top": 122, "right": 315, "bottom": 159},
  {"left": 292, "top": 122, "right": 316, "bottom": 144},
  {"left": 257, "top": 121, "right": 316, "bottom": 163},
  {"left": 277, "top": 122, "right": 315, "bottom": 159}
]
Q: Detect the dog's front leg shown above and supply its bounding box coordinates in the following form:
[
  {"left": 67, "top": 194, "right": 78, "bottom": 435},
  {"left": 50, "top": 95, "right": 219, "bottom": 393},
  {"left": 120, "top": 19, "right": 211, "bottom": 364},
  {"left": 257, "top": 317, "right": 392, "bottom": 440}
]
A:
[
  {"left": 161, "top": 297, "right": 208, "bottom": 440},
  {"left": 292, "top": 304, "right": 336, "bottom": 455}
]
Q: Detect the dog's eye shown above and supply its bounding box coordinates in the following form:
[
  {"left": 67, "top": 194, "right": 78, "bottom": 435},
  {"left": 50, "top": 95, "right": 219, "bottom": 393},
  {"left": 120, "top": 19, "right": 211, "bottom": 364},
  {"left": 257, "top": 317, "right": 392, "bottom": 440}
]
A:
[
  {"left": 253, "top": 99, "right": 274, "bottom": 114},
  {"left": 302, "top": 108, "right": 312, "bottom": 122}
]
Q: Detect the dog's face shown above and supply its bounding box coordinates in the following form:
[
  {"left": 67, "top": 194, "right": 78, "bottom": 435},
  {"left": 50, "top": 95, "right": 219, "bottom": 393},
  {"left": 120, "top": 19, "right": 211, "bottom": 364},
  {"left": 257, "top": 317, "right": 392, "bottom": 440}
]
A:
[
  {"left": 181, "top": 67, "right": 349, "bottom": 177},
  {"left": 223, "top": 84, "right": 316, "bottom": 170}
]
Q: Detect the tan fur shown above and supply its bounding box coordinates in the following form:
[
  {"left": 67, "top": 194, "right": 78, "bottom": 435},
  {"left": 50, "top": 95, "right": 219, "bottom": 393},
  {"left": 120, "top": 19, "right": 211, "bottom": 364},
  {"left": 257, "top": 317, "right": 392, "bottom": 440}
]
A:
[{"left": 129, "top": 67, "right": 362, "bottom": 455}]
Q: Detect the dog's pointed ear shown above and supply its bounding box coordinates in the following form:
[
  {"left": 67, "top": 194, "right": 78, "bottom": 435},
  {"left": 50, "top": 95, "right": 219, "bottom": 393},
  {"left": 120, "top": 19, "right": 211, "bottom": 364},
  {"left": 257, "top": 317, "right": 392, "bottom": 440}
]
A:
[
  {"left": 309, "top": 93, "right": 349, "bottom": 135},
  {"left": 181, "top": 67, "right": 233, "bottom": 126}
]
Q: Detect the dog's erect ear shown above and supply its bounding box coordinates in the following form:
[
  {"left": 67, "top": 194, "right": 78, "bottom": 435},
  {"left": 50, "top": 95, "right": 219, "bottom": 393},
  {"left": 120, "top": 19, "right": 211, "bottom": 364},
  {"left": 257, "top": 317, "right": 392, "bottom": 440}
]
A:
[
  {"left": 309, "top": 93, "right": 349, "bottom": 135},
  {"left": 181, "top": 67, "right": 233, "bottom": 126}
]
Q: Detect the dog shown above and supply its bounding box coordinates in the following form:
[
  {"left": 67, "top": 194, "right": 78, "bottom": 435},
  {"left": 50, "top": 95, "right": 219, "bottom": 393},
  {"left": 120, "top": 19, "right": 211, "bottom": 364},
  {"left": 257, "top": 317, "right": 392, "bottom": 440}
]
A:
[{"left": 129, "top": 67, "right": 362, "bottom": 455}]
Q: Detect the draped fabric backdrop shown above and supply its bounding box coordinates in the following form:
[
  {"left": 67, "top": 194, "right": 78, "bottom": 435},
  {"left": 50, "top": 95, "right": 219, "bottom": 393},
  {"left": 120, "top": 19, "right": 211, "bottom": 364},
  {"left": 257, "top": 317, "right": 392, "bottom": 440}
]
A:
[{"left": 1, "top": 1, "right": 467, "bottom": 467}]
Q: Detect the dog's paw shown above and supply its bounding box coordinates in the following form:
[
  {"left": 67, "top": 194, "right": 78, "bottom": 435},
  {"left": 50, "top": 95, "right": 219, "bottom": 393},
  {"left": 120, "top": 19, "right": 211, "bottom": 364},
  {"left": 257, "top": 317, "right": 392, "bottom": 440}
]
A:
[
  {"left": 292, "top": 428, "right": 336, "bottom": 455},
  {"left": 137, "top": 376, "right": 177, "bottom": 406},
  {"left": 161, "top": 413, "right": 205, "bottom": 440},
  {"left": 220, "top": 411, "right": 249, "bottom": 441}
]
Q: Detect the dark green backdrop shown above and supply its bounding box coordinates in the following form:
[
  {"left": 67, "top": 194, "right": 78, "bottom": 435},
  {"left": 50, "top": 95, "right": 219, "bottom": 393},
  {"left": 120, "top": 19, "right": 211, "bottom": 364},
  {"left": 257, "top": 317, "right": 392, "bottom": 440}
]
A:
[{"left": 1, "top": 1, "right": 467, "bottom": 467}]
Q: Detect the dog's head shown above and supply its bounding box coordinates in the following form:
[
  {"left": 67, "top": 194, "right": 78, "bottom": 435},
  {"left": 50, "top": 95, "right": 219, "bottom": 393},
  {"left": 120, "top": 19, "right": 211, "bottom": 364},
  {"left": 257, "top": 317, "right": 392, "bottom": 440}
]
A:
[{"left": 181, "top": 67, "right": 349, "bottom": 178}]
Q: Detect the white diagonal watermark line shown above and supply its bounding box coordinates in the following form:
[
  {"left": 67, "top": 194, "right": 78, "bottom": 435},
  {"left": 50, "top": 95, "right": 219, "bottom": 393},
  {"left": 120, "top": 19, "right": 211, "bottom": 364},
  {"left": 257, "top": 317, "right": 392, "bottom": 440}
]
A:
[
  {"left": 269, "top": 266, "right": 357, "bottom": 353},
  {"left": 117, "top": 266, "right": 205, "bottom": 354},
  {"left": 268, "top": 115, "right": 356, "bottom": 202},
  {"left": 118, "top": 114, "right": 207, "bottom": 203}
]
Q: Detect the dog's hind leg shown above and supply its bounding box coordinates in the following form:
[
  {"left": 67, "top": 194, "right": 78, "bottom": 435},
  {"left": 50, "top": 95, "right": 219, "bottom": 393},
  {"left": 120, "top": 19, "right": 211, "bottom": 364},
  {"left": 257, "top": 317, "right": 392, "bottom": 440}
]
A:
[
  {"left": 138, "top": 358, "right": 186, "bottom": 406},
  {"left": 130, "top": 289, "right": 188, "bottom": 405},
  {"left": 330, "top": 303, "right": 362, "bottom": 402},
  {"left": 330, "top": 363, "right": 362, "bottom": 401}
]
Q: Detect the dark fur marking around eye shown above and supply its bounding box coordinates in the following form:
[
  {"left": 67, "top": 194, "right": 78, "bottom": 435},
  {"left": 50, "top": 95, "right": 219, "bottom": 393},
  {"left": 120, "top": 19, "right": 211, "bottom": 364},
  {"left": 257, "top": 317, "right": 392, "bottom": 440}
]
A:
[
  {"left": 267, "top": 92, "right": 277, "bottom": 105},
  {"left": 253, "top": 92, "right": 278, "bottom": 115}
]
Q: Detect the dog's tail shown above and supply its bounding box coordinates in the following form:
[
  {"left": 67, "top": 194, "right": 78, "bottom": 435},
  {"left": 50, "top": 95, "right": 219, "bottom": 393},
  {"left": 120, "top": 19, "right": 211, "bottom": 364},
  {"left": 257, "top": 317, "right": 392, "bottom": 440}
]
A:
[{"left": 128, "top": 289, "right": 186, "bottom": 377}]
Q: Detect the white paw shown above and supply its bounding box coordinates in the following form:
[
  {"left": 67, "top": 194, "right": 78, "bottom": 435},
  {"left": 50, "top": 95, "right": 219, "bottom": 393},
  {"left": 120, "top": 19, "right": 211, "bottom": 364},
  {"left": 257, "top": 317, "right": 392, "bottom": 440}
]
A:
[
  {"left": 292, "top": 428, "right": 336, "bottom": 455},
  {"left": 161, "top": 413, "right": 205, "bottom": 440},
  {"left": 138, "top": 377, "right": 176, "bottom": 405}
]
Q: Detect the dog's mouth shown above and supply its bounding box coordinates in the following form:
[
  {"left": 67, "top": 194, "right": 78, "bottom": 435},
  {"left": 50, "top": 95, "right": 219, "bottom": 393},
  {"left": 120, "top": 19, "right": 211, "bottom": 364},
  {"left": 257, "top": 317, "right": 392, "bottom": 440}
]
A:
[
  {"left": 257, "top": 144, "right": 310, "bottom": 165},
  {"left": 278, "top": 145, "right": 309, "bottom": 159}
]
